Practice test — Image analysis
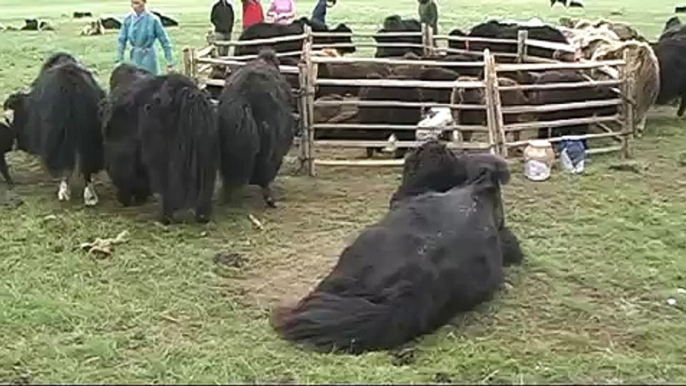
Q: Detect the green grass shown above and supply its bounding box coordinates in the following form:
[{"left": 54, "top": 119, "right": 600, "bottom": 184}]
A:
[{"left": 1, "top": 0, "right": 686, "bottom": 383}]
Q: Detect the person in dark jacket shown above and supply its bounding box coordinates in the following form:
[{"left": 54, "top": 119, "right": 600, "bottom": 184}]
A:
[
  {"left": 418, "top": 0, "right": 438, "bottom": 34},
  {"left": 211, "top": 0, "right": 235, "bottom": 56}
]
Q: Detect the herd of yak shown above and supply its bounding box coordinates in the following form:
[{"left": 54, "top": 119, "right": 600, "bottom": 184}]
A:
[
  {"left": 0, "top": 47, "right": 525, "bottom": 354},
  {"left": 1, "top": 49, "right": 295, "bottom": 224},
  {"left": 205, "top": 14, "right": 686, "bottom": 159},
  {"left": 2, "top": 13, "right": 686, "bottom": 356}
]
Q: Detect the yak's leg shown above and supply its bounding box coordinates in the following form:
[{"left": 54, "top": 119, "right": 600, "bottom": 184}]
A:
[
  {"left": 261, "top": 184, "right": 277, "bottom": 208},
  {"left": 82, "top": 173, "right": 98, "bottom": 207},
  {"left": 132, "top": 191, "right": 149, "bottom": 205},
  {"left": 220, "top": 184, "right": 238, "bottom": 205},
  {"left": 195, "top": 187, "right": 214, "bottom": 224},
  {"left": 635, "top": 115, "right": 647, "bottom": 137},
  {"left": 116, "top": 189, "right": 133, "bottom": 207},
  {"left": 678, "top": 96, "right": 686, "bottom": 117},
  {"left": 57, "top": 175, "right": 71, "bottom": 202},
  {"left": 158, "top": 195, "right": 174, "bottom": 225},
  {"left": 0, "top": 154, "right": 14, "bottom": 188},
  {"left": 0, "top": 154, "right": 22, "bottom": 207}
]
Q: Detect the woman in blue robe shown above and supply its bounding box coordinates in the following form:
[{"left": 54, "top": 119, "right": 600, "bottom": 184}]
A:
[{"left": 116, "top": 0, "right": 174, "bottom": 75}]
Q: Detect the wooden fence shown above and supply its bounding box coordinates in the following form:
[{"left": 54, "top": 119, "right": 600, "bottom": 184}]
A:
[{"left": 182, "top": 24, "right": 634, "bottom": 176}]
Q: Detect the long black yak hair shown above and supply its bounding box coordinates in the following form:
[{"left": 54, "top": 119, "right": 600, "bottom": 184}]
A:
[
  {"left": 101, "top": 63, "right": 154, "bottom": 208},
  {"left": 216, "top": 48, "right": 296, "bottom": 207},
  {"left": 4, "top": 52, "right": 106, "bottom": 203},
  {"left": 104, "top": 71, "right": 219, "bottom": 223},
  {"left": 391, "top": 140, "right": 523, "bottom": 266},
  {"left": 270, "top": 141, "right": 525, "bottom": 354}
]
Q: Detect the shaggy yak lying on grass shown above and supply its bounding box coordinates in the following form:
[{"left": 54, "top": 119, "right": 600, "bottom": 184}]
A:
[
  {"left": 216, "top": 49, "right": 296, "bottom": 208},
  {"left": 102, "top": 65, "right": 218, "bottom": 224},
  {"left": 271, "top": 140, "right": 524, "bottom": 354},
  {"left": 4, "top": 52, "right": 106, "bottom": 206}
]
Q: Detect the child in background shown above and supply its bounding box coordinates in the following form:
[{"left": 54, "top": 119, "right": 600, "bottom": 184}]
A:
[{"left": 418, "top": 0, "right": 438, "bottom": 34}]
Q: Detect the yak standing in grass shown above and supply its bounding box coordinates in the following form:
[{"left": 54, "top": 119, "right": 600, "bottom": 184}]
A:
[
  {"left": 3, "top": 52, "right": 105, "bottom": 206},
  {"left": 103, "top": 68, "right": 219, "bottom": 224},
  {"left": 271, "top": 141, "right": 524, "bottom": 354},
  {"left": 101, "top": 63, "right": 154, "bottom": 208},
  {"left": 217, "top": 49, "right": 296, "bottom": 208},
  {"left": 653, "top": 37, "right": 686, "bottom": 117}
]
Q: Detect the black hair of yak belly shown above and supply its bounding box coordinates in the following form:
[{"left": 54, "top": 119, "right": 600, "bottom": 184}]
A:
[{"left": 103, "top": 73, "right": 219, "bottom": 222}]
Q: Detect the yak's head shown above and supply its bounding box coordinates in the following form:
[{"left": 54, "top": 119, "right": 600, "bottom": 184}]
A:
[
  {"left": 40, "top": 51, "right": 78, "bottom": 74},
  {"left": 329, "top": 23, "right": 355, "bottom": 55},
  {"left": 3, "top": 91, "right": 30, "bottom": 150},
  {"left": 457, "top": 152, "right": 511, "bottom": 230}
]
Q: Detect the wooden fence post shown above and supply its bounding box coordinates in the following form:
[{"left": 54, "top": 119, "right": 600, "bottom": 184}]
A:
[
  {"left": 426, "top": 24, "right": 435, "bottom": 56},
  {"left": 303, "top": 24, "right": 317, "bottom": 176},
  {"left": 182, "top": 46, "right": 192, "bottom": 77},
  {"left": 516, "top": 30, "right": 528, "bottom": 63},
  {"left": 482, "top": 49, "right": 499, "bottom": 155},
  {"left": 620, "top": 50, "right": 634, "bottom": 159},
  {"left": 421, "top": 24, "right": 429, "bottom": 56}
]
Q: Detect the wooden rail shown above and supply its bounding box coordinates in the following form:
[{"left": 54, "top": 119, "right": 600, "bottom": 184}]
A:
[{"left": 182, "top": 23, "right": 633, "bottom": 174}]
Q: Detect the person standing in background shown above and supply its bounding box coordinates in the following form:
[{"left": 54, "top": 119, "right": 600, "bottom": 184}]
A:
[
  {"left": 266, "top": 0, "right": 296, "bottom": 24},
  {"left": 116, "top": 0, "right": 174, "bottom": 75},
  {"left": 211, "top": 0, "right": 235, "bottom": 56},
  {"left": 418, "top": 0, "right": 438, "bottom": 34},
  {"left": 311, "top": 0, "right": 335, "bottom": 24},
  {"left": 242, "top": 0, "right": 265, "bottom": 29}
]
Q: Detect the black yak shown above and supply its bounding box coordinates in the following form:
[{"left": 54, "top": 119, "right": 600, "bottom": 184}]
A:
[
  {"left": 528, "top": 70, "right": 617, "bottom": 138},
  {"left": 4, "top": 52, "right": 105, "bottom": 206},
  {"left": 451, "top": 76, "right": 530, "bottom": 142},
  {"left": 271, "top": 141, "right": 524, "bottom": 354},
  {"left": 390, "top": 140, "right": 523, "bottom": 266},
  {"left": 550, "top": 0, "right": 584, "bottom": 7},
  {"left": 374, "top": 15, "right": 423, "bottom": 58},
  {"left": 235, "top": 17, "right": 354, "bottom": 58},
  {"left": 653, "top": 37, "right": 686, "bottom": 116},
  {"left": 355, "top": 73, "right": 423, "bottom": 159},
  {"left": 217, "top": 49, "right": 296, "bottom": 208},
  {"left": 660, "top": 16, "right": 683, "bottom": 40},
  {"left": 465, "top": 20, "right": 569, "bottom": 59},
  {"left": 100, "top": 16, "right": 122, "bottom": 30},
  {"left": 103, "top": 69, "right": 219, "bottom": 224},
  {"left": 101, "top": 63, "right": 153, "bottom": 208},
  {"left": 151, "top": 10, "right": 179, "bottom": 27}
]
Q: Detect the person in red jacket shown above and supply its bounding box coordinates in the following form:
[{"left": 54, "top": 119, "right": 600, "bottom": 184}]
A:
[{"left": 242, "top": 0, "right": 265, "bottom": 30}]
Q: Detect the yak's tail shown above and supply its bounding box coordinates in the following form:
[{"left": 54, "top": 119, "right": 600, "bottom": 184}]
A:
[
  {"left": 36, "top": 63, "right": 105, "bottom": 177},
  {"left": 271, "top": 286, "right": 429, "bottom": 354},
  {"left": 164, "top": 83, "right": 219, "bottom": 210}
]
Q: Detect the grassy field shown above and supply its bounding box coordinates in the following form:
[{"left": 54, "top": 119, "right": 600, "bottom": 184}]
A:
[{"left": 1, "top": 0, "right": 686, "bottom": 383}]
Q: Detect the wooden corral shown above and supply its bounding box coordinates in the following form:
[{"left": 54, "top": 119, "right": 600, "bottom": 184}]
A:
[{"left": 182, "top": 23, "right": 635, "bottom": 176}]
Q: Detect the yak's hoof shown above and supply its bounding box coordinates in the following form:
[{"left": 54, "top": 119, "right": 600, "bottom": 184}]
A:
[
  {"left": 57, "top": 180, "right": 71, "bottom": 202},
  {"left": 83, "top": 185, "right": 98, "bottom": 207}
]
